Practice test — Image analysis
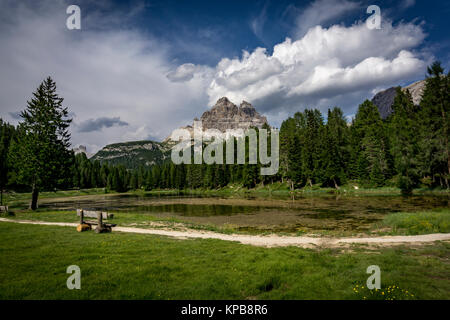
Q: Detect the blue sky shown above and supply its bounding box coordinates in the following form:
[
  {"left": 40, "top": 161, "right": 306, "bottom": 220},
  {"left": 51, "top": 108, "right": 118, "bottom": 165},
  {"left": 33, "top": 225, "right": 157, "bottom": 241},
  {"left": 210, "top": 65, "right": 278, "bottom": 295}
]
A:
[
  {"left": 76, "top": 0, "right": 450, "bottom": 68},
  {"left": 78, "top": 0, "right": 449, "bottom": 68},
  {"left": 0, "top": 0, "right": 449, "bottom": 152}
]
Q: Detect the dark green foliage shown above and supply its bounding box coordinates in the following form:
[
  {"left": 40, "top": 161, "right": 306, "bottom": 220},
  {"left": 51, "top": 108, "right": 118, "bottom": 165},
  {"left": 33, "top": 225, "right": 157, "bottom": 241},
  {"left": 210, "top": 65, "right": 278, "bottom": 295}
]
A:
[
  {"left": 301, "top": 109, "right": 324, "bottom": 186},
  {"left": 417, "top": 62, "right": 450, "bottom": 188},
  {"left": 351, "top": 100, "right": 390, "bottom": 186},
  {"left": 0, "top": 120, "right": 16, "bottom": 204},
  {"left": 7, "top": 77, "right": 73, "bottom": 209},
  {"left": 388, "top": 89, "right": 420, "bottom": 194},
  {"left": 321, "top": 108, "right": 349, "bottom": 188}
]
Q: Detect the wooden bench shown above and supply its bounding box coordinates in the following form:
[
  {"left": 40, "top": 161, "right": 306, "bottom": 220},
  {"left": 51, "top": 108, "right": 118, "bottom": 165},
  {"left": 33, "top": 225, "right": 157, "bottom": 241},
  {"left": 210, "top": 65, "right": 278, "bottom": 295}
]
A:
[
  {"left": 77, "top": 209, "right": 113, "bottom": 219},
  {"left": 0, "top": 206, "right": 8, "bottom": 213},
  {"left": 77, "top": 209, "right": 116, "bottom": 233}
]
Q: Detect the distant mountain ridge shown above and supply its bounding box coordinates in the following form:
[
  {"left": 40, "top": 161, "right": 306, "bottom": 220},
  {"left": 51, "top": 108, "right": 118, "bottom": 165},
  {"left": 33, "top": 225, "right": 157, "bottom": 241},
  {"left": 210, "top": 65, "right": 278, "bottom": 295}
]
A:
[
  {"left": 91, "top": 140, "right": 171, "bottom": 169},
  {"left": 91, "top": 97, "right": 269, "bottom": 168},
  {"left": 371, "top": 79, "right": 426, "bottom": 119}
]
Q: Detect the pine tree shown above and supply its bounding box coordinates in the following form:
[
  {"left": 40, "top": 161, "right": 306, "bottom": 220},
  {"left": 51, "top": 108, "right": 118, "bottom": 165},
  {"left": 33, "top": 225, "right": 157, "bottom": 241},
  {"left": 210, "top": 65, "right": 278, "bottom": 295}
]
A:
[
  {"left": 302, "top": 109, "right": 323, "bottom": 186},
  {"left": 280, "top": 114, "right": 304, "bottom": 189},
  {"left": 322, "top": 108, "right": 349, "bottom": 188},
  {"left": 130, "top": 171, "right": 138, "bottom": 190},
  {"left": 352, "top": 100, "right": 389, "bottom": 186},
  {"left": 288, "top": 134, "right": 303, "bottom": 188},
  {"left": 0, "top": 119, "right": 16, "bottom": 204},
  {"left": 389, "top": 88, "right": 420, "bottom": 194},
  {"left": 418, "top": 62, "right": 449, "bottom": 188},
  {"left": 8, "top": 77, "right": 72, "bottom": 209}
]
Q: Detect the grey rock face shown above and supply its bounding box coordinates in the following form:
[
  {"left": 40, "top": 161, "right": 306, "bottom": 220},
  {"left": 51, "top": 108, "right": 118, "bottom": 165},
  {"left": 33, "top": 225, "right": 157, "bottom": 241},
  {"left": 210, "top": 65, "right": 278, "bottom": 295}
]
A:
[
  {"left": 403, "top": 79, "right": 426, "bottom": 106},
  {"left": 371, "top": 79, "right": 426, "bottom": 119},
  {"left": 371, "top": 87, "right": 399, "bottom": 119},
  {"left": 200, "top": 97, "right": 268, "bottom": 131}
]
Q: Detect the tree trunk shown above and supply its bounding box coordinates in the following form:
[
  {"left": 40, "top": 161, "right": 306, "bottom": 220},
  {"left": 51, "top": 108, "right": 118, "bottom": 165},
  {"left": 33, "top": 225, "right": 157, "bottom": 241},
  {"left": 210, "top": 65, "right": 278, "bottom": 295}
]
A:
[
  {"left": 30, "top": 184, "right": 39, "bottom": 210},
  {"left": 333, "top": 178, "right": 339, "bottom": 189}
]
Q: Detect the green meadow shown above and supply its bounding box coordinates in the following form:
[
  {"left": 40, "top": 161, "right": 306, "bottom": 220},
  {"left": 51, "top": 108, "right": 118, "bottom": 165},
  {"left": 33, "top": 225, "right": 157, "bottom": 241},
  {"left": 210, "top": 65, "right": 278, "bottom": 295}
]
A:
[{"left": 0, "top": 222, "right": 449, "bottom": 300}]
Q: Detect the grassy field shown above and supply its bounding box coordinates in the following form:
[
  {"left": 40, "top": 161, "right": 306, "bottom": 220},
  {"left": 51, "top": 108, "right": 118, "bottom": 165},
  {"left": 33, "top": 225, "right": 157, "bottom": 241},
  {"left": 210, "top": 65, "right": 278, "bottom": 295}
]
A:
[
  {"left": 0, "top": 222, "right": 449, "bottom": 300},
  {"left": 2, "top": 188, "right": 109, "bottom": 207},
  {"left": 379, "top": 209, "right": 450, "bottom": 235}
]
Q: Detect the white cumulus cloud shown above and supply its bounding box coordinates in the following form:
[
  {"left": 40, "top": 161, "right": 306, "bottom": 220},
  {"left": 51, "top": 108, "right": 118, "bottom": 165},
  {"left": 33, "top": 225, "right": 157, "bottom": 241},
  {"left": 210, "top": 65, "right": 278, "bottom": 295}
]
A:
[
  {"left": 0, "top": 1, "right": 211, "bottom": 153},
  {"left": 206, "top": 20, "right": 428, "bottom": 118}
]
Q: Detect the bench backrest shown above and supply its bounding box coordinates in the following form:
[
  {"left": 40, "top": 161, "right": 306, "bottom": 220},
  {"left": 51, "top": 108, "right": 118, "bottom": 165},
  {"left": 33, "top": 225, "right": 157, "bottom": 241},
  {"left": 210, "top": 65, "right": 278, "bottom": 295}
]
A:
[{"left": 76, "top": 209, "right": 113, "bottom": 220}]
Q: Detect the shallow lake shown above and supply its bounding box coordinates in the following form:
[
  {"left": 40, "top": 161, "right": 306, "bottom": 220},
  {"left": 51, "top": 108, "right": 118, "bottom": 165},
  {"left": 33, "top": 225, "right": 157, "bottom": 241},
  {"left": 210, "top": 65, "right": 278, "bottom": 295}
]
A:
[{"left": 40, "top": 193, "right": 449, "bottom": 234}]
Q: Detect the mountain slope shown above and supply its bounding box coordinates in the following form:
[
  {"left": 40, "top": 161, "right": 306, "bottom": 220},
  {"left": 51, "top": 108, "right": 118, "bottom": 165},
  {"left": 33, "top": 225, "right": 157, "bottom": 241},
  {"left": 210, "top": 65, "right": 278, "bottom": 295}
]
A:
[
  {"left": 91, "top": 140, "right": 171, "bottom": 169},
  {"left": 92, "top": 97, "right": 268, "bottom": 168},
  {"left": 371, "top": 79, "right": 426, "bottom": 119}
]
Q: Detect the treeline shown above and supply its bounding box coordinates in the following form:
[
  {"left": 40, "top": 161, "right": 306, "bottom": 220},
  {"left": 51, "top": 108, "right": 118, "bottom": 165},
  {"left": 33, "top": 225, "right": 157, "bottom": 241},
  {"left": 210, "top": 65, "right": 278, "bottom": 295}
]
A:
[
  {"left": 71, "top": 149, "right": 267, "bottom": 191},
  {"left": 130, "top": 62, "right": 448, "bottom": 194},
  {"left": 0, "top": 63, "right": 448, "bottom": 203}
]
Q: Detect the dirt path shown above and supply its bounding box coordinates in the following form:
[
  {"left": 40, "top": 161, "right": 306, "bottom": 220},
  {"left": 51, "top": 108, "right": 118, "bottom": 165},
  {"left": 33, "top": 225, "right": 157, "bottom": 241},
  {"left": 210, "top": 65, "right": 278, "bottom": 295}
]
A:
[{"left": 1, "top": 217, "right": 449, "bottom": 248}]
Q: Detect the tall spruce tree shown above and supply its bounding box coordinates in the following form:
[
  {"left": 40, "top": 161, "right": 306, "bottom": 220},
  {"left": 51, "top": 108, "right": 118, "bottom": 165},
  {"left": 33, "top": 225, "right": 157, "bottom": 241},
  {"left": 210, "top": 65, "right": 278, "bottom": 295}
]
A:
[
  {"left": 322, "top": 107, "right": 349, "bottom": 188},
  {"left": 280, "top": 117, "right": 296, "bottom": 187},
  {"left": 389, "top": 88, "right": 420, "bottom": 194},
  {"left": 352, "top": 100, "right": 389, "bottom": 186},
  {"left": 418, "top": 62, "right": 450, "bottom": 188},
  {"left": 302, "top": 109, "right": 323, "bottom": 186},
  {"left": 9, "top": 77, "right": 72, "bottom": 210},
  {"left": 0, "top": 120, "right": 16, "bottom": 204}
]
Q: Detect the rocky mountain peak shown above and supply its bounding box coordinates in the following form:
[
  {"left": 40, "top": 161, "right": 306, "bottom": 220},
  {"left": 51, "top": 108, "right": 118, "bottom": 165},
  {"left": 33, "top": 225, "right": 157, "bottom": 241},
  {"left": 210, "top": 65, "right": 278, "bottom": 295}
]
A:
[
  {"left": 216, "top": 96, "right": 233, "bottom": 106},
  {"left": 240, "top": 100, "right": 253, "bottom": 109},
  {"left": 239, "top": 100, "right": 257, "bottom": 117},
  {"left": 202, "top": 97, "right": 239, "bottom": 120},
  {"left": 165, "top": 97, "right": 269, "bottom": 142},
  {"left": 371, "top": 79, "right": 426, "bottom": 119},
  {"left": 200, "top": 97, "right": 268, "bottom": 131}
]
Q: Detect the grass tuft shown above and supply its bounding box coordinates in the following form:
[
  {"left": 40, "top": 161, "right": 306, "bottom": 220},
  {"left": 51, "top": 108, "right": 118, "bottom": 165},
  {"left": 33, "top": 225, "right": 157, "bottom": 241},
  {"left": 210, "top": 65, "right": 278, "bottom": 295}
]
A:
[{"left": 380, "top": 209, "right": 450, "bottom": 235}]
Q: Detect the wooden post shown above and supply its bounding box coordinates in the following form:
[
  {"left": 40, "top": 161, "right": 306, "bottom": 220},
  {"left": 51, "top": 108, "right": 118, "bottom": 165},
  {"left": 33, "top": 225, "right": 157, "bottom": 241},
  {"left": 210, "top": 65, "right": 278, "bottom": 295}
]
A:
[
  {"left": 79, "top": 209, "right": 84, "bottom": 224},
  {"left": 97, "top": 211, "right": 103, "bottom": 227},
  {"left": 95, "top": 211, "right": 104, "bottom": 233}
]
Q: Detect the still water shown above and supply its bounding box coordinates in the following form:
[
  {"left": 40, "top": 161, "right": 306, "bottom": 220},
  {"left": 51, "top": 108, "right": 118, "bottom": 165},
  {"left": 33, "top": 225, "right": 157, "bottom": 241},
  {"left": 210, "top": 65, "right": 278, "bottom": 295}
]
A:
[{"left": 40, "top": 193, "right": 449, "bottom": 234}]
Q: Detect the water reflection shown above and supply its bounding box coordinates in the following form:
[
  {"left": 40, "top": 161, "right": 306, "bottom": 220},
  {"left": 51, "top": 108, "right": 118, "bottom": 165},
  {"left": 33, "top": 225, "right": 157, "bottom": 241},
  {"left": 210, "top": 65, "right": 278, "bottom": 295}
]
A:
[{"left": 40, "top": 193, "right": 449, "bottom": 233}]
